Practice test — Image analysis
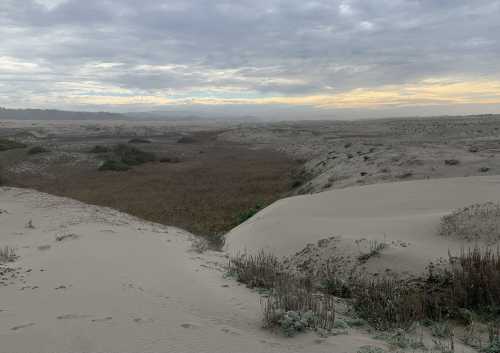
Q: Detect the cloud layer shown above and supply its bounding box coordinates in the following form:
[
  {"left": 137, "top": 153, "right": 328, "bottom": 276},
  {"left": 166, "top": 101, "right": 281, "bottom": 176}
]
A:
[{"left": 1, "top": 0, "right": 500, "bottom": 117}]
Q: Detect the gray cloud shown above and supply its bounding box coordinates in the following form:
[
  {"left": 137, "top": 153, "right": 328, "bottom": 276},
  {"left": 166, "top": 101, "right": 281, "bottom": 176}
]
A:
[{"left": 0, "top": 0, "right": 500, "bottom": 116}]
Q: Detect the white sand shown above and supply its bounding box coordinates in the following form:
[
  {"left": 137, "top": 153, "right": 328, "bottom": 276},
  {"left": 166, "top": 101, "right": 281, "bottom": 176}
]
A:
[
  {"left": 226, "top": 175, "right": 500, "bottom": 275},
  {"left": 0, "top": 187, "right": 384, "bottom": 353}
]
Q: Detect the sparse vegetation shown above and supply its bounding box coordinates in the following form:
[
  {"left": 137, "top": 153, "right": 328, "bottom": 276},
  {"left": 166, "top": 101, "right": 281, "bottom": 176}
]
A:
[
  {"left": 177, "top": 135, "right": 196, "bottom": 144},
  {"left": 0, "top": 246, "right": 17, "bottom": 263},
  {"left": 357, "top": 240, "right": 387, "bottom": 263},
  {"left": 159, "top": 156, "right": 181, "bottom": 163},
  {"left": 99, "top": 160, "right": 131, "bottom": 171},
  {"left": 28, "top": 146, "right": 49, "bottom": 155},
  {"left": 229, "top": 251, "right": 335, "bottom": 336},
  {"left": 445, "top": 159, "right": 460, "bottom": 166},
  {"left": 235, "top": 203, "right": 263, "bottom": 225},
  {"left": 228, "top": 251, "right": 284, "bottom": 289},
  {"left": 97, "top": 145, "right": 156, "bottom": 171},
  {"left": 89, "top": 145, "right": 111, "bottom": 153},
  {"left": 0, "top": 138, "right": 26, "bottom": 151},
  {"left": 113, "top": 144, "right": 156, "bottom": 165},
  {"left": 439, "top": 202, "right": 500, "bottom": 243},
  {"left": 128, "top": 138, "right": 151, "bottom": 144}
]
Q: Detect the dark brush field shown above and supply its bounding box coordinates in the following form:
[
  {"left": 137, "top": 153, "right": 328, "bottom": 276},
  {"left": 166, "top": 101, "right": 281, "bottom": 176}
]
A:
[{"left": 0, "top": 127, "right": 300, "bottom": 236}]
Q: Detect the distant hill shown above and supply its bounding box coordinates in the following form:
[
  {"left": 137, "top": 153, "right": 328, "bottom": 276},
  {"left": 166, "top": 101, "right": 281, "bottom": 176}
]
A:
[{"left": 0, "top": 107, "right": 127, "bottom": 120}]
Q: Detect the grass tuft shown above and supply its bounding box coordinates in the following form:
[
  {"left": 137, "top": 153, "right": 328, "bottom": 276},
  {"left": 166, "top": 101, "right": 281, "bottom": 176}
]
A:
[{"left": 0, "top": 246, "right": 17, "bottom": 263}]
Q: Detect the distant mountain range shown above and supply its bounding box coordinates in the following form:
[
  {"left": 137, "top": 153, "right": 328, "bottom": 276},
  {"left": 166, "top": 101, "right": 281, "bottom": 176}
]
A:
[
  {"left": 0, "top": 107, "right": 127, "bottom": 120},
  {"left": 0, "top": 107, "right": 262, "bottom": 122}
]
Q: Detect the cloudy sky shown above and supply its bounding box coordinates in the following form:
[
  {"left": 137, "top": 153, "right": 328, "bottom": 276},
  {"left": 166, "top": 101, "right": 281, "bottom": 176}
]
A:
[{"left": 1, "top": 0, "right": 500, "bottom": 118}]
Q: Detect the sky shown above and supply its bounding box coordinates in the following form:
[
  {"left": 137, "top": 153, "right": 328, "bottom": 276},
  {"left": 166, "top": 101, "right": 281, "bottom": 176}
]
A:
[{"left": 1, "top": 0, "right": 500, "bottom": 119}]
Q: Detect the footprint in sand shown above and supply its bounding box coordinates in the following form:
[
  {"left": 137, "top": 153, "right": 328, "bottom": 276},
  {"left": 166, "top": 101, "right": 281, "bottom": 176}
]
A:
[
  {"left": 11, "top": 323, "right": 35, "bottom": 331},
  {"left": 57, "top": 314, "right": 90, "bottom": 320},
  {"left": 133, "top": 317, "right": 154, "bottom": 324}
]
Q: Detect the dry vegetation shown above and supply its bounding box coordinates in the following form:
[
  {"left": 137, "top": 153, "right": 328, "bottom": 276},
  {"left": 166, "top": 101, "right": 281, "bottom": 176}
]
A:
[
  {"left": 3, "top": 131, "right": 298, "bottom": 236},
  {"left": 439, "top": 203, "right": 500, "bottom": 243},
  {"left": 0, "top": 246, "right": 17, "bottom": 263},
  {"left": 228, "top": 251, "right": 335, "bottom": 336},
  {"left": 229, "top": 245, "right": 500, "bottom": 346}
]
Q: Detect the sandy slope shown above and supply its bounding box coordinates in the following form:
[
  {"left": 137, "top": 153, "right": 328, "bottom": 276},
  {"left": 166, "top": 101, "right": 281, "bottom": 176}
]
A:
[
  {"left": 226, "top": 175, "right": 500, "bottom": 275},
  {"left": 0, "top": 187, "right": 383, "bottom": 353}
]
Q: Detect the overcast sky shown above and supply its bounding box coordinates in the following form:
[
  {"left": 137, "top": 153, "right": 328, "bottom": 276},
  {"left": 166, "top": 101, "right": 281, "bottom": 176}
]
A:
[{"left": 1, "top": 0, "right": 500, "bottom": 118}]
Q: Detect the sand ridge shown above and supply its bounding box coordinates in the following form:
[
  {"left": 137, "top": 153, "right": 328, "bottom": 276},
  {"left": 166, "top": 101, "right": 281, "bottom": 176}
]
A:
[{"left": 226, "top": 175, "right": 500, "bottom": 276}]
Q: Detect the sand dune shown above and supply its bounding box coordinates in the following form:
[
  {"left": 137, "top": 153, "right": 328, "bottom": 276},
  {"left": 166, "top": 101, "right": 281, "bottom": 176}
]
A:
[
  {"left": 0, "top": 187, "right": 384, "bottom": 353},
  {"left": 226, "top": 175, "right": 500, "bottom": 275}
]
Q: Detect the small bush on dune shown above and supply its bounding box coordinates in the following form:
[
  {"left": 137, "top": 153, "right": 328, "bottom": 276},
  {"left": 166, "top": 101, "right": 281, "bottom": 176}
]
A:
[
  {"left": 28, "top": 146, "right": 49, "bottom": 155},
  {"left": 444, "top": 159, "right": 460, "bottom": 166},
  {"left": 89, "top": 145, "right": 111, "bottom": 153},
  {"left": 97, "top": 145, "right": 156, "bottom": 171},
  {"left": 113, "top": 144, "right": 156, "bottom": 166},
  {"left": 0, "top": 138, "right": 26, "bottom": 151},
  {"left": 99, "top": 160, "right": 131, "bottom": 172},
  {"left": 177, "top": 135, "right": 196, "bottom": 144}
]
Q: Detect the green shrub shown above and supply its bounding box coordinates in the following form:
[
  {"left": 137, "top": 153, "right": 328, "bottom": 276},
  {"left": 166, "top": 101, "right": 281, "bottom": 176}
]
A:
[
  {"left": 28, "top": 146, "right": 49, "bottom": 155},
  {"left": 236, "top": 203, "right": 263, "bottom": 225},
  {"left": 98, "top": 160, "right": 131, "bottom": 172},
  {"left": 113, "top": 144, "right": 156, "bottom": 166}
]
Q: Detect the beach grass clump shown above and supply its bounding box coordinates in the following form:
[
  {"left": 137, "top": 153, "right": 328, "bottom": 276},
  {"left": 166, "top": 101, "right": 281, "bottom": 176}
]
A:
[
  {"left": 261, "top": 275, "right": 335, "bottom": 335},
  {"left": 350, "top": 276, "right": 425, "bottom": 330},
  {"left": 229, "top": 251, "right": 335, "bottom": 336},
  {"left": 228, "top": 251, "right": 284, "bottom": 289},
  {"left": 350, "top": 246, "right": 500, "bottom": 329},
  {"left": 0, "top": 246, "right": 17, "bottom": 263}
]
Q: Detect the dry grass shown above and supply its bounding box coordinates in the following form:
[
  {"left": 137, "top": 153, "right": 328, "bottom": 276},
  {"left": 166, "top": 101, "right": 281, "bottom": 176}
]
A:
[
  {"left": 9, "top": 134, "right": 298, "bottom": 236},
  {"left": 351, "top": 276, "right": 425, "bottom": 330},
  {"left": 350, "top": 246, "right": 500, "bottom": 329},
  {"left": 228, "top": 251, "right": 335, "bottom": 335},
  {"left": 446, "top": 247, "right": 500, "bottom": 316},
  {"left": 262, "top": 279, "right": 336, "bottom": 335},
  {"left": 439, "top": 202, "right": 500, "bottom": 243},
  {"left": 228, "top": 250, "right": 284, "bottom": 289},
  {"left": 0, "top": 246, "right": 17, "bottom": 263}
]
